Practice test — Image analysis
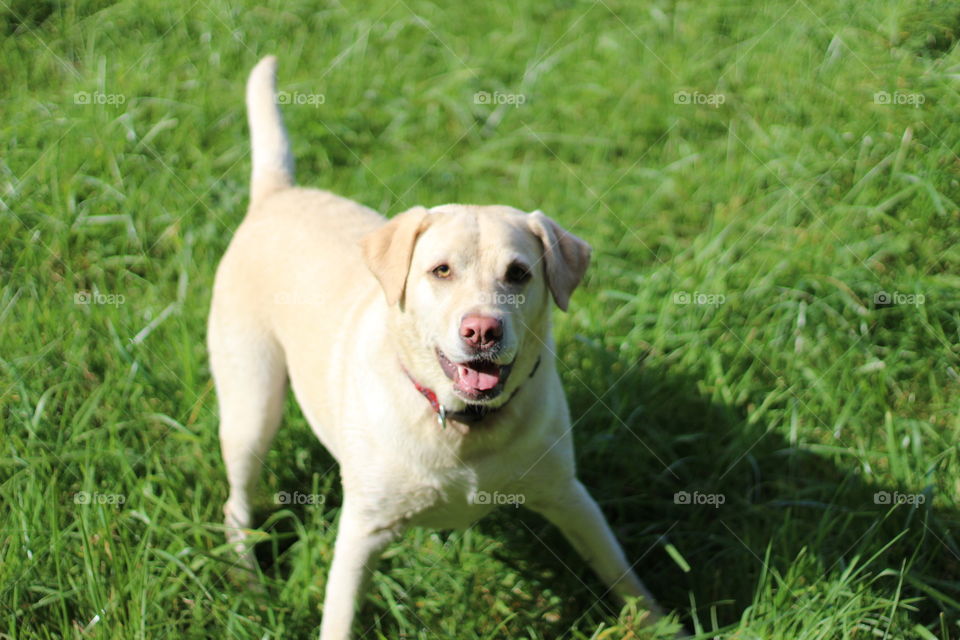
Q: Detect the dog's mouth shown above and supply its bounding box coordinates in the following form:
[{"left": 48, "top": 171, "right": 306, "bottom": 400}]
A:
[{"left": 437, "top": 349, "right": 513, "bottom": 401}]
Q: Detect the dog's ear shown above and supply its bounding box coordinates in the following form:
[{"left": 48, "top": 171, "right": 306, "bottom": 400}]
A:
[
  {"left": 527, "top": 210, "right": 591, "bottom": 311},
  {"left": 361, "top": 206, "right": 431, "bottom": 306}
]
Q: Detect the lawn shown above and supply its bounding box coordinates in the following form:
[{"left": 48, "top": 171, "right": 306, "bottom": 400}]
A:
[{"left": 2, "top": 0, "right": 959, "bottom": 638}]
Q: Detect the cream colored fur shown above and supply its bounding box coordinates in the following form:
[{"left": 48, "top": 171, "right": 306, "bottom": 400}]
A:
[{"left": 208, "top": 56, "right": 677, "bottom": 640}]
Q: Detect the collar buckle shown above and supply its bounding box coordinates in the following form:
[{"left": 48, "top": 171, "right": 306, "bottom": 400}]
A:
[{"left": 437, "top": 404, "right": 447, "bottom": 430}]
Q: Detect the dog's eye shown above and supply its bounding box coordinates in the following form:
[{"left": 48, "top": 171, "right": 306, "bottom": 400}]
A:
[
  {"left": 432, "top": 264, "right": 452, "bottom": 279},
  {"left": 505, "top": 263, "right": 531, "bottom": 284}
]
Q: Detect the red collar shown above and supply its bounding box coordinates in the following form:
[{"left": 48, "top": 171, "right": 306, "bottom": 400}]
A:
[
  {"left": 403, "top": 357, "right": 540, "bottom": 428},
  {"left": 407, "top": 375, "right": 444, "bottom": 414}
]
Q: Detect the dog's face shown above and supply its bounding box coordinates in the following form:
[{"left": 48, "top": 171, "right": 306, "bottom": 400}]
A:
[{"left": 362, "top": 205, "right": 590, "bottom": 405}]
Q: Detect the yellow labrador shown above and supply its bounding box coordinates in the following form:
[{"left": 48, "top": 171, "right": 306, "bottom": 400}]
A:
[{"left": 208, "top": 56, "right": 670, "bottom": 640}]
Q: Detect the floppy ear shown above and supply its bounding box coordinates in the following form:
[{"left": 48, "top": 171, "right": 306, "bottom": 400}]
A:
[
  {"left": 361, "top": 206, "right": 431, "bottom": 306},
  {"left": 527, "top": 210, "right": 591, "bottom": 311}
]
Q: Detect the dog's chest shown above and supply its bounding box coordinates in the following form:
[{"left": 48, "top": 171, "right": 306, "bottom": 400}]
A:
[{"left": 371, "top": 461, "right": 518, "bottom": 531}]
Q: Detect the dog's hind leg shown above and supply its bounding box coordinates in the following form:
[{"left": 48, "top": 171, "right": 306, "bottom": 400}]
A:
[{"left": 209, "top": 320, "right": 287, "bottom": 571}]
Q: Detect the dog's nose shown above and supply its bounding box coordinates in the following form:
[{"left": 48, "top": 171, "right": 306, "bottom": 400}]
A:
[{"left": 460, "top": 314, "right": 503, "bottom": 350}]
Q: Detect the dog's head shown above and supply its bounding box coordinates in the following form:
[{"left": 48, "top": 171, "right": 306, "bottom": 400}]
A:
[{"left": 362, "top": 205, "right": 590, "bottom": 406}]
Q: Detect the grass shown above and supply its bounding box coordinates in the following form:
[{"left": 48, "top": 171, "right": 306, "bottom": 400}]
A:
[{"left": 2, "top": 0, "right": 959, "bottom": 637}]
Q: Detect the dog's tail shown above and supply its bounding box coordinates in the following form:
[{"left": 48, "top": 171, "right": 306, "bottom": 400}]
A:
[{"left": 246, "top": 55, "right": 294, "bottom": 206}]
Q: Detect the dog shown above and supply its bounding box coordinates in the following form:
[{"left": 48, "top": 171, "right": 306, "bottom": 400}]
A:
[{"left": 208, "top": 56, "right": 674, "bottom": 640}]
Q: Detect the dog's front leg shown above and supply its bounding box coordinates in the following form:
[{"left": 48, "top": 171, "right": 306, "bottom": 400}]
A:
[
  {"left": 319, "top": 502, "right": 399, "bottom": 640},
  {"left": 528, "top": 479, "right": 666, "bottom": 619}
]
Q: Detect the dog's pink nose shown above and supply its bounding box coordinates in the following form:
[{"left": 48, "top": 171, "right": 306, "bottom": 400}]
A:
[{"left": 460, "top": 314, "right": 503, "bottom": 349}]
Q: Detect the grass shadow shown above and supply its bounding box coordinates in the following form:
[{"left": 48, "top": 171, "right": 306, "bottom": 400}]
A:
[{"left": 477, "top": 341, "right": 960, "bottom": 635}]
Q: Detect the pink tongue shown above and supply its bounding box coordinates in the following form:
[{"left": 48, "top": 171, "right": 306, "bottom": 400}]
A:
[{"left": 457, "top": 364, "right": 500, "bottom": 391}]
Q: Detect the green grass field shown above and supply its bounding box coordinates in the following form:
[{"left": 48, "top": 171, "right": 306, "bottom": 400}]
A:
[{"left": 2, "top": 0, "right": 960, "bottom": 638}]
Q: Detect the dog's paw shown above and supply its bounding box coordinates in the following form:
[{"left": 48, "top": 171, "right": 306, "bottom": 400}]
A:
[{"left": 604, "top": 598, "right": 691, "bottom": 639}]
